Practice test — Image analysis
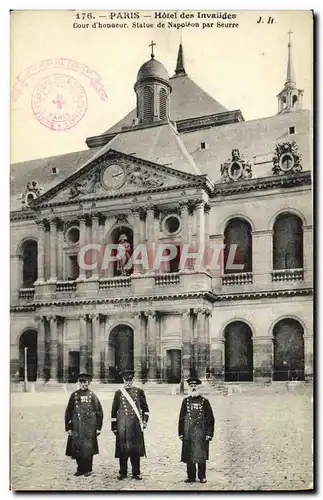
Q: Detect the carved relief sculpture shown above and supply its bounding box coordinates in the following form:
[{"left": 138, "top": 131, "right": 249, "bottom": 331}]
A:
[
  {"left": 69, "top": 170, "right": 100, "bottom": 199},
  {"left": 127, "top": 164, "right": 165, "bottom": 189},
  {"left": 18, "top": 180, "right": 43, "bottom": 208},
  {"left": 220, "top": 149, "right": 252, "bottom": 182},
  {"left": 272, "top": 141, "right": 303, "bottom": 175}
]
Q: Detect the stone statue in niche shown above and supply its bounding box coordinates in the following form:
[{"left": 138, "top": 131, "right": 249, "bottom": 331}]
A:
[{"left": 116, "top": 234, "right": 132, "bottom": 276}]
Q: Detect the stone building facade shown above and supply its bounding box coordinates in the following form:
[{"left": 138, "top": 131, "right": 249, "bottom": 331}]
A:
[{"left": 10, "top": 39, "right": 313, "bottom": 385}]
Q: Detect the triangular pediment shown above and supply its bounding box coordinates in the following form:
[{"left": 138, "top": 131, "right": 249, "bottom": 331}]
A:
[{"left": 34, "top": 149, "right": 203, "bottom": 206}]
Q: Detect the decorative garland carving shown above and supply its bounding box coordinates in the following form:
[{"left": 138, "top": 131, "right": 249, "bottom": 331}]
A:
[
  {"left": 220, "top": 149, "right": 252, "bottom": 182},
  {"left": 272, "top": 141, "right": 303, "bottom": 175}
]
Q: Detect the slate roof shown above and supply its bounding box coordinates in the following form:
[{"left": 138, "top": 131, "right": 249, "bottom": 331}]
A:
[
  {"left": 10, "top": 148, "right": 101, "bottom": 211},
  {"left": 84, "top": 121, "right": 201, "bottom": 176},
  {"left": 101, "top": 74, "right": 228, "bottom": 135},
  {"left": 181, "top": 109, "right": 311, "bottom": 182}
]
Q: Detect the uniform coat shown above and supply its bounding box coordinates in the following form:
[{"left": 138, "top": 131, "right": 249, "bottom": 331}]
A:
[
  {"left": 178, "top": 395, "right": 215, "bottom": 464},
  {"left": 65, "top": 389, "right": 103, "bottom": 460},
  {"left": 111, "top": 386, "right": 149, "bottom": 458}
]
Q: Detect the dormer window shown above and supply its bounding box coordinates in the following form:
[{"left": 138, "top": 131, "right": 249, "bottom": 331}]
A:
[{"left": 52, "top": 167, "right": 58, "bottom": 174}]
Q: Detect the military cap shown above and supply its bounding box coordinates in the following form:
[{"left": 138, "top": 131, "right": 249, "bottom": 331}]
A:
[
  {"left": 121, "top": 370, "right": 135, "bottom": 380},
  {"left": 78, "top": 372, "right": 91, "bottom": 382},
  {"left": 186, "top": 377, "right": 202, "bottom": 386}
]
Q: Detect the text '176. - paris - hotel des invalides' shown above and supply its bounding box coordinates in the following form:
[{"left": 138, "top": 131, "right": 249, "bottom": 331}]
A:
[{"left": 10, "top": 38, "right": 313, "bottom": 388}]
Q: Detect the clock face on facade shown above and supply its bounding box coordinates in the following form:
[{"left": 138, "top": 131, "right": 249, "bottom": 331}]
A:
[{"left": 101, "top": 164, "right": 126, "bottom": 190}]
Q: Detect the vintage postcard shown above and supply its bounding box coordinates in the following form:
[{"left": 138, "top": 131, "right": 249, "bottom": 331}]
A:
[{"left": 10, "top": 10, "right": 313, "bottom": 491}]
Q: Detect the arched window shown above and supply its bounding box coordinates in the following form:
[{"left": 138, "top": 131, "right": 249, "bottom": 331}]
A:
[
  {"left": 159, "top": 88, "right": 167, "bottom": 120},
  {"left": 282, "top": 95, "right": 287, "bottom": 109},
  {"left": 273, "top": 213, "right": 303, "bottom": 270},
  {"left": 292, "top": 94, "right": 298, "bottom": 106},
  {"left": 273, "top": 318, "right": 304, "bottom": 381},
  {"left": 224, "top": 218, "right": 252, "bottom": 274},
  {"left": 142, "top": 86, "right": 154, "bottom": 122},
  {"left": 20, "top": 240, "right": 38, "bottom": 287}
]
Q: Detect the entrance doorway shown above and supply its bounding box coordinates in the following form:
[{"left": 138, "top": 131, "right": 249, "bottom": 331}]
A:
[
  {"left": 108, "top": 325, "right": 134, "bottom": 382},
  {"left": 273, "top": 319, "right": 304, "bottom": 381},
  {"left": 224, "top": 321, "right": 253, "bottom": 382},
  {"left": 19, "top": 329, "right": 38, "bottom": 381},
  {"left": 166, "top": 349, "right": 181, "bottom": 383},
  {"left": 68, "top": 351, "right": 80, "bottom": 383}
]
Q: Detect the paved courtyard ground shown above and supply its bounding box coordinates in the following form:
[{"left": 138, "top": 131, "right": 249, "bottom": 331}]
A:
[{"left": 10, "top": 385, "right": 313, "bottom": 491}]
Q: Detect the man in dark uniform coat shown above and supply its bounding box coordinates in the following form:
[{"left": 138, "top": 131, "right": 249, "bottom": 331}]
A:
[
  {"left": 65, "top": 373, "right": 103, "bottom": 476},
  {"left": 111, "top": 370, "right": 149, "bottom": 480},
  {"left": 178, "top": 377, "right": 215, "bottom": 483}
]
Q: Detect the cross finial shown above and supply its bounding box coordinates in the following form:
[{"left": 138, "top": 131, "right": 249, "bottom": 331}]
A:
[
  {"left": 288, "top": 31, "right": 293, "bottom": 45},
  {"left": 149, "top": 40, "right": 156, "bottom": 59}
]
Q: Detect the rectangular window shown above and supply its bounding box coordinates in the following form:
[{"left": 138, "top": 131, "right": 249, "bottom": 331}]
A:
[{"left": 289, "top": 126, "right": 295, "bottom": 135}]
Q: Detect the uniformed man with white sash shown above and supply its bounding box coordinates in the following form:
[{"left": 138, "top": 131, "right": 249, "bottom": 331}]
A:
[{"left": 111, "top": 370, "right": 150, "bottom": 480}]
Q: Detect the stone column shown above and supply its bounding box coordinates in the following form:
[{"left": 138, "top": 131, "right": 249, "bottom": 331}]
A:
[
  {"left": 147, "top": 310, "right": 157, "bottom": 380},
  {"left": 196, "top": 308, "right": 207, "bottom": 379},
  {"left": 187, "top": 202, "right": 195, "bottom": 271},
  {"left": 79, "top": 313, "right": 88, "bottom": 372},
  {"left": 195, "top": 201, "right": 205, "bottom": 271},
  {"left": 36, "top": 315, "right": 46, "bottom": 381},
  {"left": 132, "top": 209, "right": 141, "bottom": 275},
  {"left": 91, "top": 314, "right": 101, "bottom": 380},
  {"left": 304, "top": 335, "right": 313, "bottom": 381},
  {"left": 153, "top": 210, "right": 160, "bottom": 273},
  {"left": 204, "top": 310, "right": 211, "bottom": 376},
  {"left": 36, "top": 219, "right": 46, "bottom": 283},
  {"left": 78, "top": 215, "right": 87, "bottom": 281},
  {"left": 104, "top": 316, "right": 110, "bottom": 381},
  {"left": 180, "top": 203, "right": 189, "bottom": 271},
  {"left": 57, "top": 220, "right": 64, "bottom": 280},
  {"left": 182, "top": 309, "right": 191, "bottom": 379},
  {"left": 62, "top": 320, "right": 69, "bottom": 383},
  {"left": 252, "top": 230, "right": 272, "bottom": 287},
  {"left": 303, "top": 225, "right": 313, "bottom": 284},
  {"left": 91, "top": 214, "right": 100, "bottom": 280},
  {"left": 204, "top": 205, "right": 212, "bottom": 271},
  {"left": 145, "top": 206, "right": 155, "bottom": 274},
  {"left": 253, "top": 337, "right": 273, "bottom": 380},
  {"left": 99, "top": 216, "right": 106, "bottom": 280},
  {"left": 134, "top": 312, "right": 143, "bottom": 379},
  {"left": 49, "top": 219, "right": 58, "bottom": 282},
  {"left": 49, "top": 315, "right": 58, "bottom": 381}
]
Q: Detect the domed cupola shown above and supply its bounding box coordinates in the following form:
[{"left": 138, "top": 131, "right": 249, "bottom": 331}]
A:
[{"left": 134, "top": 41, "right": 172, "bottom": 124}]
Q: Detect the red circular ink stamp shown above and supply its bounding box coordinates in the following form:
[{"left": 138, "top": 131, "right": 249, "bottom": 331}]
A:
[{"left": 31, "top": 73, "right": 87, "bottom": 131}]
